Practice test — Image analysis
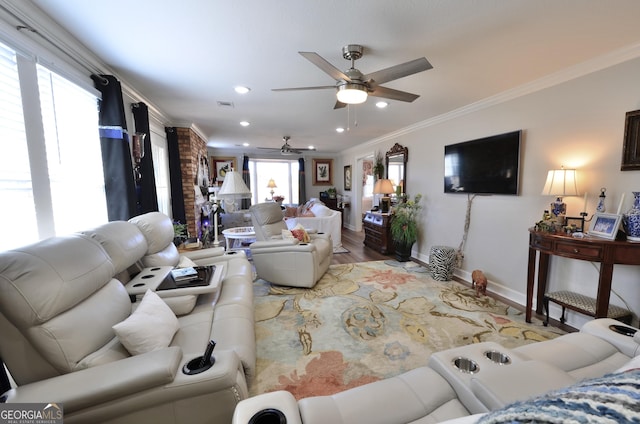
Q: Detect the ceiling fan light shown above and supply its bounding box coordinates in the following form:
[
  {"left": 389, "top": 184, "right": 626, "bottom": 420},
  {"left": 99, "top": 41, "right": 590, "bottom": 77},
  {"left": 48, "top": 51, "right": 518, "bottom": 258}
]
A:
[{"left": 336, "top": 83, "right": 368, "bottom": 104}]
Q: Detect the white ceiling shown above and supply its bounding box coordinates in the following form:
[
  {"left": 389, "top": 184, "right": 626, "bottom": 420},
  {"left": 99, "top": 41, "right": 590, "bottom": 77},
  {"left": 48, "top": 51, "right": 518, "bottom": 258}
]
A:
[{"left": 30, "top": 0, "right": 640, "bottom": 154}]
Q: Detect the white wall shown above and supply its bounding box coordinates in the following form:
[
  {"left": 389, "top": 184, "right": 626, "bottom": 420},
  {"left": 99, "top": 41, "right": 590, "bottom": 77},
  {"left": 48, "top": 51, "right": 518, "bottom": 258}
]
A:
[{"left": 340, "top": 56, "right": 640, "bottom": 328}]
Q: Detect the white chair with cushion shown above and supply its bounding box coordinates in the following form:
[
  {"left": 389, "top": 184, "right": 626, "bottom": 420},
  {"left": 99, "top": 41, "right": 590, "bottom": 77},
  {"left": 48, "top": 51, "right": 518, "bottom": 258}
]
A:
[{"left": 249, "top": 202, "right": 332, "bottom": 288}]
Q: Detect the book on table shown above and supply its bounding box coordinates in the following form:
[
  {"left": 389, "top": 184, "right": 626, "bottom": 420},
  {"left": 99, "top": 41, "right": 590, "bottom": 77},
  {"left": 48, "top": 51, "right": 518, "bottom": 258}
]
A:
[{"left": 171, "top": 267, "right": 198, "bottom": 281}]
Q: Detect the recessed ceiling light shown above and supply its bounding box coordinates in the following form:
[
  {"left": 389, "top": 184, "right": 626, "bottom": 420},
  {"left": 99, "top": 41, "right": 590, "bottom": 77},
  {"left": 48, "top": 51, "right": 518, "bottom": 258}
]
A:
[
  {"left": 308, "top": 145, "right": 315, "bottom": 150},
  {"left": 376, "top": 101, "right": 389, "bottom": 108},
  {"left": 240, "top": 121, "right": 250, "bottom": 127},
  {"left": 336, "top": 127, "right": 345, "bottom": 133},
  {"left": 242, "top": 142, "right": 250, "bottom": 147},
  {"left": 234, "top": 86, "right": 250, "bottom": 94}
]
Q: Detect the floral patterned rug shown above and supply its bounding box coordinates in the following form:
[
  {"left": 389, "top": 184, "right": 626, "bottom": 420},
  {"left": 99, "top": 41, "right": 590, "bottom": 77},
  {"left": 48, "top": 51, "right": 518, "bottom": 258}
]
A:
[{"left": 250, "top": 260, "right": 565, "bottom": 399}]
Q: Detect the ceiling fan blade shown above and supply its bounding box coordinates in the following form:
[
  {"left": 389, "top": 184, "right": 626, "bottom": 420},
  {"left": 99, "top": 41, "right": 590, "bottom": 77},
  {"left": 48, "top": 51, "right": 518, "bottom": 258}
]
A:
[
  {"left": 299, "top": 52, "right": 351, "bottom": 82},
  {"left": 364, "top": 57, "right": 432, "bottom": 85},
  {"left": 369, "top": 86, "right": 420, "bottom": 102},
  {"left": 272, "top": 85, "right": 335, "bottom": 92},
  {"left": 334, "top": 100, "right": 347, "bottom": 109}
]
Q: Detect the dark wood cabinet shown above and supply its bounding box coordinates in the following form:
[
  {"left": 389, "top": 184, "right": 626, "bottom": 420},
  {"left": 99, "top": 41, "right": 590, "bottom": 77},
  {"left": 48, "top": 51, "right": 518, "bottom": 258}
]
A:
[{"left": 363, "top": 212, "right": 394, "bottom": 254}]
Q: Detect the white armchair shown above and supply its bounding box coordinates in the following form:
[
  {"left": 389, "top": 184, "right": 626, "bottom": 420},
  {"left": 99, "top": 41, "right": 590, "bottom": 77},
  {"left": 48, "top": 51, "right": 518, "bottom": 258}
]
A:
[{"left": 249, "top": 203, "right": 332, "bottom": 288}]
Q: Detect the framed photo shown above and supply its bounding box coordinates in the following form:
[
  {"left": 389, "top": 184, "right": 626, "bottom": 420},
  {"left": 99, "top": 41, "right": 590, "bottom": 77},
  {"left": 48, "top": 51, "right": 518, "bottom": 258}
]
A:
[
  {"left": 621, "top": 109, "right": 640, "bottom": 170},
  {"left": 344, "top": 165, "right": 352, "bottom": 191},
  {"left": 312, "top": 158, "right": 333, "bottom": 185},
  {"left": 210, "top": 156, "right": 237, "bottom": 185},
  {"left": 588, "top": 213, "right": 622, "bottom": 240}
]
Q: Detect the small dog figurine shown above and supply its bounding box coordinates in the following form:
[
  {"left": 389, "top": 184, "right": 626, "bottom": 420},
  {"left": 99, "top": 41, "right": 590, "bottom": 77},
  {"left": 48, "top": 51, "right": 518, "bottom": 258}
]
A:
[{"left": 472, "top": 270, "right": 488, "bottom": 297}]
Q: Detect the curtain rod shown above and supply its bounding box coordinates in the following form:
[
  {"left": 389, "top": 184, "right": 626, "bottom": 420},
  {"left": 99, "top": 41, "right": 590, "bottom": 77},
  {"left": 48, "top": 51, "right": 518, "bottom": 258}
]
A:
[{"left": 0, "top": 3, "right": 108, "bottom": 85}]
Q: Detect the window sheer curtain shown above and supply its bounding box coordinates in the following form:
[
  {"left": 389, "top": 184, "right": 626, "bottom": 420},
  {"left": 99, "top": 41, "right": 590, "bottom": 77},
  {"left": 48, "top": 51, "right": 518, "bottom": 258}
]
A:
[{"left": 92, "top": 74, "right": 137, "bottom": 221}]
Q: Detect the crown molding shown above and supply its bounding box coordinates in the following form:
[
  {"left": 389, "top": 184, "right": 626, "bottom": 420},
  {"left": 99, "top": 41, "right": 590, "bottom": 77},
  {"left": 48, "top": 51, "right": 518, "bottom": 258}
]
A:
[{"left": 342, "top": 41, "right": 640, "bottom": 156}]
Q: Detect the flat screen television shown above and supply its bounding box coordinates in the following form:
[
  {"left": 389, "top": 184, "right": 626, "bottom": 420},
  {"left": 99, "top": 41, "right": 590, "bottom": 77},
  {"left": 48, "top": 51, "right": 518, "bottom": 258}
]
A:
[{"left": 444, "top": 130, "right": 522, "bottom": 195}]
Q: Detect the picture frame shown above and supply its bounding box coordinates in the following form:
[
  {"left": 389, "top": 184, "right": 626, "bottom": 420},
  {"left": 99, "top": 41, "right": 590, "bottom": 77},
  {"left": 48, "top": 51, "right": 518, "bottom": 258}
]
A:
[
  {"left": 312, "top": 158, "right": 333, "bottom": 185},
  {"left": 621, "top": 109, "right": 640, "bottom": 171},
  {"left": 210, "top": 156, "right": 237, "bottom": 185},
  {"left": 588, "top": 213, "right": 622, "bottom": 240},
  {"left": 344, "top": 165, "right": 352, "bottom": 191}
]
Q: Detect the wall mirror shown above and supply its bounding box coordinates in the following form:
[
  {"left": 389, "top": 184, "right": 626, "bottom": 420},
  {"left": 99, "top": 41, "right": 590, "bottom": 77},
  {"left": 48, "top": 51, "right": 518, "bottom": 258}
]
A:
[{"left": 386, "top": 143, "right": 408, "bottom": 194}]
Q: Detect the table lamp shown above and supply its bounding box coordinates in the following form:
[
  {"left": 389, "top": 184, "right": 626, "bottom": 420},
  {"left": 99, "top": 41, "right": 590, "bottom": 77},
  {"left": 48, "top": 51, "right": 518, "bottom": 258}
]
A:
[
  {"left": 267, "top": 178, "right": 277, "bottom": 200},
  {"left": 218, "top": 169, "right": 252, "bottom": 213},
  {"left": 374, "top": 178, "right": 394, "bottom": 213},
  {"left": 541, "top": 167, "right": 578, "bottom": 219}
]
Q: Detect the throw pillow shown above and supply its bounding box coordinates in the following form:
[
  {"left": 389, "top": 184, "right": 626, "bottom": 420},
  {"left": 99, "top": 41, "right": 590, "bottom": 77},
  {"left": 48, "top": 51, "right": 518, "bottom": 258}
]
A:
[
  {"left": 282, "top": 229, "right": 297, "bottom": 241},
  {"left": 284, "top": 206, "right": 298, "bottom": 217},
  {"left": 112, "top": 289, "right": 179, "bottom": 356},
  {"left": 290, "top": 223, "right": 310, "bottom": 243}
]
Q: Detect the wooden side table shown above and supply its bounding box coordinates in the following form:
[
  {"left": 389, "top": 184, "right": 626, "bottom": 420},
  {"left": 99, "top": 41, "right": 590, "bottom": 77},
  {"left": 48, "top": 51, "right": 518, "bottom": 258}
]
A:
[
  {"left": 526, "top": 228, "right": 640, "bottom": 323},
  {"left": 363, "top": 211, "right": 394, "bottom": 254}
]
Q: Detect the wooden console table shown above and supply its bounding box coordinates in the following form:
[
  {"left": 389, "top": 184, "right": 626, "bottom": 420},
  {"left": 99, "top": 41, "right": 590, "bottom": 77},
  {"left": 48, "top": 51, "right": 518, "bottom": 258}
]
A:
[{"left": 526, "top": 228, "right": 640, "bottom": 323}]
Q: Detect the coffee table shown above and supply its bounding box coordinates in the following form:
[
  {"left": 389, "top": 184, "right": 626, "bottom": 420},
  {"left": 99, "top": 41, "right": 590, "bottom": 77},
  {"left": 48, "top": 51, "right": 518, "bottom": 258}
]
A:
[{"left": 222, "top": 226, "right": 256, "bottom": 251}]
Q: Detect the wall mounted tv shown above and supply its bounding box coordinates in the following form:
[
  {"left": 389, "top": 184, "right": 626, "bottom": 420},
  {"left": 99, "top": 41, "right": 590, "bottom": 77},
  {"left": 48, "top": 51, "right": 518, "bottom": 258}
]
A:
[{"left": 444, "top": 130, "right": 522, "bottom": 195}]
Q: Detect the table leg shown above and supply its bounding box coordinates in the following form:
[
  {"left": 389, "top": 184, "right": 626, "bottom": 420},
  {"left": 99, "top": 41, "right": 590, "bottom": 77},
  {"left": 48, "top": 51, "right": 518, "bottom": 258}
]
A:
[
  {"left": 595, "top": 263, "right": 614, "bottom": 318},
  {"left": 535, "top": 252, "right": 550, "bottom": 316},
  {"left": 526, "top": 247, "right": 536, "bottom": 323}
]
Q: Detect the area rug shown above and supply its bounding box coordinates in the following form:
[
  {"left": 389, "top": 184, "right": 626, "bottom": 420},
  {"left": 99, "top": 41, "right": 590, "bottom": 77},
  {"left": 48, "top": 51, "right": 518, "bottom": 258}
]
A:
[{"left": 251, "top": 261, "right": 565, "bottom": 399}]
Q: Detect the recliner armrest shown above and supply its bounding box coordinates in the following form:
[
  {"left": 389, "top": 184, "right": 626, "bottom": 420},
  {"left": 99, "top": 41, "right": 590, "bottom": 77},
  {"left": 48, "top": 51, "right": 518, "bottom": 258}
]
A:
[
  {"left": 182, "top": 246, "right": 226, "bottom": 262},
  {"left": 250, "top": 240, "right": 316, "bottom": 253},
  {"left": 3, "top": 347, "right": 182, "bottom": 414}
]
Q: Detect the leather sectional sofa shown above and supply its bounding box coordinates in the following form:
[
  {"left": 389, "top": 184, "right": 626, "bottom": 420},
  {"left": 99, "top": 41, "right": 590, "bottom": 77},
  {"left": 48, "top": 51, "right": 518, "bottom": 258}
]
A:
[
  {"left": 0, "top": 212, "right": 255, "bottom": 424},
  {"left": 233, "top": 318, "right": 640, "bottom": 424}
]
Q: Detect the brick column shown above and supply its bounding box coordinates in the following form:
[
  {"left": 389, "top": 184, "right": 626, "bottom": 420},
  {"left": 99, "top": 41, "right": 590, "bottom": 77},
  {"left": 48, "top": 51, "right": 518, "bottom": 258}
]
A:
[{"left": 175, "top": 127, "right": 208, "bottom": 238}]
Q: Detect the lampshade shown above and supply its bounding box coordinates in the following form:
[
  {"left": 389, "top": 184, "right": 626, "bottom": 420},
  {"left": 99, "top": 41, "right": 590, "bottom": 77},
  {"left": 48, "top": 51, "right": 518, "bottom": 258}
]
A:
[
  {"left": 541, "top": 168, "right": 578, "bottom": 196},
  {"left": 373, "top": 179, "right": 395, "bottom": 195},
  {"left": 336, "top": 83, "right": 368, "bottom": 104},
  {"left": 218, "top": 169, "right": 251, "bottom": 198},
  {"left": 267, "top": 178, "right": 277, "bottom": 189}
]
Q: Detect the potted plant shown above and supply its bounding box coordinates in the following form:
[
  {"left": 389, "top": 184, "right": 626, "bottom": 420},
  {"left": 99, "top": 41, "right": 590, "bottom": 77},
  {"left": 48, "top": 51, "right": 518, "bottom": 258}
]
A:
[
  {"left": 390, "top": 194, "right": 422, "bottom": 262},
  {"left": 327, "top": 187, "right": 337, "bottom": 199},
  {"left": 373, "top": 151, "right": 385, "bottom": 180}
]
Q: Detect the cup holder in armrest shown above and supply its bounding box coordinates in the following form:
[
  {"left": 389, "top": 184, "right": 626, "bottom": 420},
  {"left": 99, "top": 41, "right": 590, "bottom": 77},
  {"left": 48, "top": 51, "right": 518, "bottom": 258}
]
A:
[
  {"left": 484, "top": 350, "right": 511, "bottom": 365},
  {"left": 452, "top": 357, "right": 479, "bottom": 374},
  {"left": 248, "top": 408, "right": 287, "bottom": 424},
  {"left": 226, "top": 251, "right": 238, "bottom": 255},
  {"left": 609, "top": 324, "right": 637, "bottom": 337},
  {"left": 182, "top": 355, "right": 215, "bottom": 375}
]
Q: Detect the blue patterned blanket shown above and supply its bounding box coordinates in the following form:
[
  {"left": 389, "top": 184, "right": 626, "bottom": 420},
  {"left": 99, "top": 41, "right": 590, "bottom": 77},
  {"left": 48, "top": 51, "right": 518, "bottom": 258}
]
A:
[{"left": 478, "top": 369, "right": 640, "bottom": 423}]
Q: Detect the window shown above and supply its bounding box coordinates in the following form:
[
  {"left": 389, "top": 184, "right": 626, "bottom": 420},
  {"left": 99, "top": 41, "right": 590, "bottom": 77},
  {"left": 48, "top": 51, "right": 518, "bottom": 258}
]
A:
[
  {"left": 0, "top": 40, "right": 107, "bottom": 251},
  {"left": 150, "top": 124, "right": 171, "bottom": 216},
  {"left": 0, "top": 42, "right": 37, "bottom": 250},
  {"left": 249, "top": 159, "right": 299, "bottom": 205}
]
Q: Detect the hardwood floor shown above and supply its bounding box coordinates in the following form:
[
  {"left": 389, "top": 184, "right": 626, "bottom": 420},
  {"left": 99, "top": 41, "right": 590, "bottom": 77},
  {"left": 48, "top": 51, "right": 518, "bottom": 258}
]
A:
[{"left": 331, "top": 228, "right": 392, "bottom": 264}]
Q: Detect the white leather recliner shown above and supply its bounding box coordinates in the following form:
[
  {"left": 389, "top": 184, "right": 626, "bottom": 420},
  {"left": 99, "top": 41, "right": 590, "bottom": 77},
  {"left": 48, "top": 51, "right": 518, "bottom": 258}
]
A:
[
  {"left": 249, "top": 202, "right": 332, "bottom": 288},
  {"left": 0, "top": 214, "right": 256, "bottom": 424}
]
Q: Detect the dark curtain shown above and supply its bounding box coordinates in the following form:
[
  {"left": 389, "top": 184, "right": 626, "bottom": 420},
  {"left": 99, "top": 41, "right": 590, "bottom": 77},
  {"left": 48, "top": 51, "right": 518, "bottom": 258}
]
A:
[
  {"left": 298, "top": 157, "right": 306, "bottom": 204},
  {"left": 131, "top": 102, "right": 159, "bottom": 214},
  {"left": 92, "top": 75, "right": 137, "bottom": 221},
  {"left": 241, "top": 155, "right": 251, "bottom": 210},
  {"left": 165, "top": 127, "right": 186, "bottom": 225}
]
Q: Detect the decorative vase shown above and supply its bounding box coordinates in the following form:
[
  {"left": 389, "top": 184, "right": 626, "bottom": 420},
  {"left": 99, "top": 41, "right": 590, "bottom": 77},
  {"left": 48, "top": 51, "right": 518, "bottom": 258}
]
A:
[
  {"left": 394, "top": 241, "right": 413, "bottom": 262},
  {"left": 622, "top": 191, "right": 640, "bottom": 242}
]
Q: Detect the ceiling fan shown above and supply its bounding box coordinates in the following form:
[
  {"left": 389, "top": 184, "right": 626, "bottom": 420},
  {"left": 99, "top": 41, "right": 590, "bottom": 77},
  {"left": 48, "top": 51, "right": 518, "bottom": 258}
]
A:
[
  {"left": 272, "top": 44, "right": 433, "bottom": 109},
  {"left": 257, "top": 136, "right": 313, "bottom": 155}
]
